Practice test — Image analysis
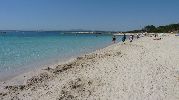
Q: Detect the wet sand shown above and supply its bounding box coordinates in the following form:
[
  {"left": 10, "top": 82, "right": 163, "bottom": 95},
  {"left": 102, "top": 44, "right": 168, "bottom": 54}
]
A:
[{"left": 0, "top": 34, "right": 179, "bottom": 100}]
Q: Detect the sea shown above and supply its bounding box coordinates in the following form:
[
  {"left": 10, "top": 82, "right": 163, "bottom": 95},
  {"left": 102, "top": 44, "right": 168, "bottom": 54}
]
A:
[{"left": 0, "top": 31, "right": 123, "bottom": 81}]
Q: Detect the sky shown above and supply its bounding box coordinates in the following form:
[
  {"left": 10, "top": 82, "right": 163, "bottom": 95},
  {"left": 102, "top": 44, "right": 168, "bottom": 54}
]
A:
[{"left": 0, "top": 0, "right": 179, "bottom": 31}]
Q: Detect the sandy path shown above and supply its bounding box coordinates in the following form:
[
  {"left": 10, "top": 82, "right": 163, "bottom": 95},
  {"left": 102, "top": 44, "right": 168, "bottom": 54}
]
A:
[{"left": 0, "top": 34, "right": 179, "bottom": 100}]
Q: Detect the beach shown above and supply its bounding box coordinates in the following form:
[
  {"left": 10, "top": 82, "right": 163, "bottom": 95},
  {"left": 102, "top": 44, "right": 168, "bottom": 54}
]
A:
[
  {"left": 0, "top": 32, "right": 115, "bottom": 81},
  {"left": 0, "top": 34, "right": 179, "bottom": 100}
]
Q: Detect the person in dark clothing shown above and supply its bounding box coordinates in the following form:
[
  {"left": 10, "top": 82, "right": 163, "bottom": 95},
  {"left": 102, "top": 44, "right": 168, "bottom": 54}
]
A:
[
  {"left": 132, "top": 35, "right": 134, "bottom": 40},
  {"left": 154, "top": 33, "right": 157, "bottom": 37},
  {"left": 122, "top": 34, "right": 126, "bottom": 42},
  {"left": 112, "top": 36, "right": 116, "bottom": 43},
  {"left": 129, "top": 35, "right": 133, "bottom": 42}
]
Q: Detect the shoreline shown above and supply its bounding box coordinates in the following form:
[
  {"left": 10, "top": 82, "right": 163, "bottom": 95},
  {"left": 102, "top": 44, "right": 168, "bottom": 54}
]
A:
[
  {"left": 0, "top": 55, "right": 79, "bottom": 82},
  {"left": 0, "top": 39, "right": 118, "bottom": 83},
  {"left": 1, "top": 34, "right": 179, "bottom": 100},
  {"left": 0, "top": 40, "right": 115, "bottom": 82},
  {"left": 0, "top": 32, "right": 116, "bottom": 82},
  {"left": 0, "top": 38, "right": 124, "bottom": 92}
]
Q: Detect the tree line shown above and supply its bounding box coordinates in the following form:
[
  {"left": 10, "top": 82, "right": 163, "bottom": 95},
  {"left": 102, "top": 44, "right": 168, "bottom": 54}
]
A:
[{"left": 126, "top": 23, "right": 179, "bottom": 33}]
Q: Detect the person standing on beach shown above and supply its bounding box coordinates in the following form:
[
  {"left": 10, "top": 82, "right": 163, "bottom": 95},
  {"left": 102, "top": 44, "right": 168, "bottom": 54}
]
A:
[
  {"left": 132, "top": 35, "right": 134, "bottom": 40},
  {"left": 112, "top": 35, "right": 116, "bottom": 43},
  {"left": 129, "top": 35, "right": 134, "bottom": 42},
  {"left": 122, "top": 34, "right": 126, "bottom": 42},
  {"left": 154, "top": 33, "right": 157, "bottom": 37},
  {"left": 137, "top": 34, "right": 140, "bottom": 39}
]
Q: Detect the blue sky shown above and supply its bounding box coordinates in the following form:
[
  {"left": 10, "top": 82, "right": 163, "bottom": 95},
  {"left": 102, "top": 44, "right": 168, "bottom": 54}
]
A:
[{"left": 0, "top": 0, "right": 179, "bottom": 31}]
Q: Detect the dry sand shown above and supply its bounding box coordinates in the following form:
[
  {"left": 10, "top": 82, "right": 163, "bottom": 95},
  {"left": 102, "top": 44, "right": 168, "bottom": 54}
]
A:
[{"left": 0, "top": 34, "right": 179, "bottom": 100}]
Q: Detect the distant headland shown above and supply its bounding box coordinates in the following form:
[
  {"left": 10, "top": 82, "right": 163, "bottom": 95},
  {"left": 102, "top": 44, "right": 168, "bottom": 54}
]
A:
[{"left": 125, "top": 23, "right": 179, "bottom": 33}]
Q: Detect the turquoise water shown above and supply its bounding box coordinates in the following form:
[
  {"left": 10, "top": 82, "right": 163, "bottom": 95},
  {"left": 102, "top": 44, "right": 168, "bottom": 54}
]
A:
[{"left": 0, "top": 32, "right": 122, "bottom": 80}]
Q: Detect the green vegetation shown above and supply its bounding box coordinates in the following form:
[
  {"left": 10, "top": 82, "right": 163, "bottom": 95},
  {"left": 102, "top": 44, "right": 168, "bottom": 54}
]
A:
[{"left": 126, "top": 23, "right": 179, "bottom": 33}]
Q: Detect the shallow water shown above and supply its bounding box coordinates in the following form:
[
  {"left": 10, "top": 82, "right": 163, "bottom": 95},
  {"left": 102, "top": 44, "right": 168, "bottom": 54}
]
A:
[{"left": 0, "top": 32, "right": 122, "bottom": 80}]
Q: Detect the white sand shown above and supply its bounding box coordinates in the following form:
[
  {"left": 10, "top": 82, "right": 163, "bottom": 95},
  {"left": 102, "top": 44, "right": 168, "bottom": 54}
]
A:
[{"left": 0, "top": 34, "right": 179, "bottom": 100}]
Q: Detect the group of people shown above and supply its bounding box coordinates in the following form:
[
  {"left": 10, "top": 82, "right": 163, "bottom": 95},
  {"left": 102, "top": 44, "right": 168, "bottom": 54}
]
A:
[{"left": 112, "top": 34, "right": 140, "bottom": 43}]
